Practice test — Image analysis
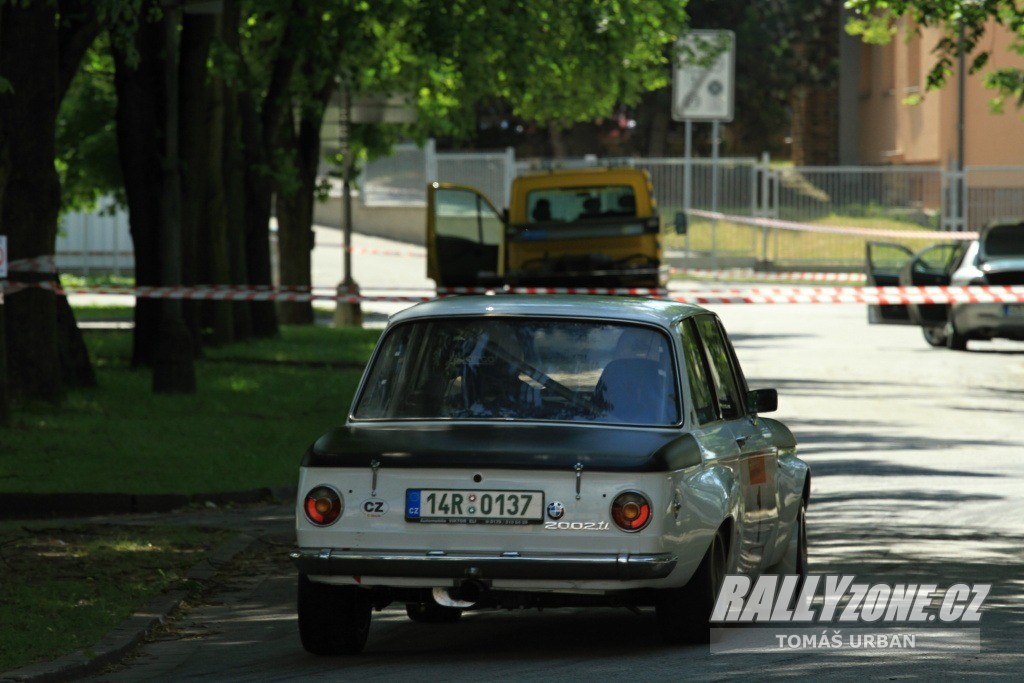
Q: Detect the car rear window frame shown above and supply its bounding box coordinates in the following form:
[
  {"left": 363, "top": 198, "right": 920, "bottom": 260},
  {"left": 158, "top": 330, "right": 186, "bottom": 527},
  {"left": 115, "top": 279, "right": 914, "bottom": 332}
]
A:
[{"left": 349, "top": 314, "right": 685, "bottom": 428}]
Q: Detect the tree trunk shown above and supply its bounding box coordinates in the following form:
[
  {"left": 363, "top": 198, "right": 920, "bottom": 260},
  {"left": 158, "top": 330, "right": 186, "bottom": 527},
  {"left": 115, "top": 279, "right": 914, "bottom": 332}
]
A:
[
  {"left": 113, "top": 21, "right": 165, "bottom": 368},
  {"left": 226, "top": 0, "right": 291, "bottom": 340},
  {"left": 547, "top": 122, "right": 568, "bottom": 159},
  {"left": 198, "top": 13, "right": 234, "bottom": 346},
  {"left": 178, "top": 12, "right": 216, "bottom": 350},
  {"left": 0, "top": 7, "right": 9, "bottom": 421},
  {"left": 152, "top": 5, "right": 196, "bottom": 394},
  {"left": 238, "top": 93, "right": 278, "bottom": 338},
  {"left": 219, "top": 0, "right": 251, "bottom": 340},
  {"left": 223, "top": 87, "right": 253, "bottom": 340},
  {"left": 0, "top": 295, "right": 7, "bottom": 424},
  {"left": 55, "top": 285, "right": 96, "bottom": 388},
  {"left": 0, "top": 2, "right": 63, "bottom": 402},
  {"left": 275, "top": 105, "right": 326, "bottom": 325}
]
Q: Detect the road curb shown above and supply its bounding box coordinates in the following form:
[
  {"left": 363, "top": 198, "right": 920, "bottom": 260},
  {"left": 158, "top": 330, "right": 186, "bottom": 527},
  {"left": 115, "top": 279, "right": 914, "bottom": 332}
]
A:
[{"left": 0, "top": 533, "right": 259, "bottom": 682}]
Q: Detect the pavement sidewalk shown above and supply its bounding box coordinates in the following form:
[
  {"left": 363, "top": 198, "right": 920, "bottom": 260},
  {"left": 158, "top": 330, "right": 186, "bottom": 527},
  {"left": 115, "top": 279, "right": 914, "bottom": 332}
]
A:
[{"left": 0, "top": 496, "right": 295, "bottom": 682}]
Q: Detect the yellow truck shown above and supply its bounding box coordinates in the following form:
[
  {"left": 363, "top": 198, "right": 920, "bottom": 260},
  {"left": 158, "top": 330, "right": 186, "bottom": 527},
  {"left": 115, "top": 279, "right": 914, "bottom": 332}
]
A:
[{"left": 427, "top": 167, "right": 665, "bottom": 288}]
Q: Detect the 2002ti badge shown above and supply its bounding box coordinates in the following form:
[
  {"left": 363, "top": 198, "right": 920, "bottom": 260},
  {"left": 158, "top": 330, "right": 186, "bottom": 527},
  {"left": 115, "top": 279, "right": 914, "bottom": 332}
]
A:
[{"left": 289, "top": 295, "right": 810, "bottom": 654}]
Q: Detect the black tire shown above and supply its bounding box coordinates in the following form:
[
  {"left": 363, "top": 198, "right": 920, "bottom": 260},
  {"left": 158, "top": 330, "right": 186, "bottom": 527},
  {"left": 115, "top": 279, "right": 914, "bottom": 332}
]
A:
[
  {"left": 794, "top": 501, "right": 808, "bottom": 579},
  {"left": 768, "top": 498, "right": 809, "bottom": 578},
  {"left": 922, "top": 326, "right": 947, "bottom": 348},
  {"left": 297, "top": 574, "right": 372, "bottom": 656},
  {"left": 946, "top": 322, "right": 968, "bottom": 351},
  {"left": 656, "top": 528, "right": 727, "bottom": 645},
  {"left": 405, "top": 601, "right": 463, "bottom": 623}
]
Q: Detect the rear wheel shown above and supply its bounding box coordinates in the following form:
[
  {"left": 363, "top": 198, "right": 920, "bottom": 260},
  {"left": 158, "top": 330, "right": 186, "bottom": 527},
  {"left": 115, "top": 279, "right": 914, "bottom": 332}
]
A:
[
  {"left": 768, "top": 498, "right": 808, "bottom": 579},
  {"left": 405, "top": 601, "right": 463, "bottom": 623},
  {"left": 922, "top": 326, "right": 947, "bottom": 348},
  {"left": 656, "top": 528, "right": 726, "bottom": 645},
  {"left": 946, "top": 321, "right": 968, "bottom": 351},
  {"left": 297, "top": 574, "right": 372, "bottom": 655}
]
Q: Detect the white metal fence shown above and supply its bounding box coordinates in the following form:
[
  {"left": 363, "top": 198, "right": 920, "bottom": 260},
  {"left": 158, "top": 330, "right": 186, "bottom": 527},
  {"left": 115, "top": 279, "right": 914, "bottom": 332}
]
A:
[
  {"left": 361, "top": 143, "right": 1024, "bottom": 267},
  {"left": 54, "top": 143, "right": 1024, "bottom": 274},
  {"left": 56, "top": 205, "right": 134, "bottom": 275}
]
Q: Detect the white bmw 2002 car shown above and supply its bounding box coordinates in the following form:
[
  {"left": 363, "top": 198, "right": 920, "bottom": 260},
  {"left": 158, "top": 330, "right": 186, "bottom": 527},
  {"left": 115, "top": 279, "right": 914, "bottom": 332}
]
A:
[{"left": 290, "top": 296, "right": 809, "bottom": 654}]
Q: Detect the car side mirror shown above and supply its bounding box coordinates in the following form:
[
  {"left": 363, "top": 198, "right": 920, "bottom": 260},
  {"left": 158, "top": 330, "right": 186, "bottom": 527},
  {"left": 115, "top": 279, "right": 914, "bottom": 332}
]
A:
[
  {"left": 674, "top": 211, "right": 688, "bottom": 235},
  {"left": 748, "top": 388, "right": 778, "bottom": 414}
]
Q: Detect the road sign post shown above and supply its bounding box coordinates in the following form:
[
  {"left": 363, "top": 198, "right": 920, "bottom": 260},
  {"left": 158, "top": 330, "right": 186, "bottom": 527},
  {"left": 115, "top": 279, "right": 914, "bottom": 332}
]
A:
[
  {"left": 673, "top": 30, "right": 735, "bottom": 264},
  {"left": 672, "top": 30, "right": 735, "bottom": 123}
]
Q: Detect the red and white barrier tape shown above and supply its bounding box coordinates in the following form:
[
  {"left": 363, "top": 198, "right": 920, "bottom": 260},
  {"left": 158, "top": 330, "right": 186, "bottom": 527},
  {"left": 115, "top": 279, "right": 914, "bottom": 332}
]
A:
[
  {"left": 670, "top": 285, "right": 1024, "bottom": 305},
  {"left": 688, "top": 209, "right": 979, "bottom": 240},
  {"left": 5, "top": 280, "right": 1024, "bottom": 305},
  {"left": 8, "top": 254, "right": 57, "bottom": 273},
  {"left": 669, "top": 267, "right": 866, "bottom": 282}
]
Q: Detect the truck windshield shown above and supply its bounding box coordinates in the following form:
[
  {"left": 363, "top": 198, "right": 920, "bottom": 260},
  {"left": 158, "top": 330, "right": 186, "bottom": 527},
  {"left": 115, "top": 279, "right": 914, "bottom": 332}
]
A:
[
  {"left": 354, "top": 318, "right": 679, "bottom": 426},
  {"left": 527, "top": 186, "right": 636, "bottom": 223}
]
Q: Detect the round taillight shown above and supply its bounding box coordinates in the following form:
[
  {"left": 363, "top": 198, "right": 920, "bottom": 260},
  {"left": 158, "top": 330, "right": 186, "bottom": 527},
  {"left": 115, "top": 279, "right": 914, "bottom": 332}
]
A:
[
  {"left": 304, "top": 486, "right": 343, "bottom": 526},
  {"left": 611, "top": 491, "right": 652, "bottom": 532}
]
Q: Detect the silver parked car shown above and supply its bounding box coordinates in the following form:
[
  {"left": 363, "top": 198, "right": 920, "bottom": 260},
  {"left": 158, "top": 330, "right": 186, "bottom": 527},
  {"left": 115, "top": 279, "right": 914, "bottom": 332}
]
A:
[
  {"left": 290, "top": 295, "right": 809, "bottom": 654},
  {"left": 866, "top": 218, "right": 1024, "bottom": 350}
]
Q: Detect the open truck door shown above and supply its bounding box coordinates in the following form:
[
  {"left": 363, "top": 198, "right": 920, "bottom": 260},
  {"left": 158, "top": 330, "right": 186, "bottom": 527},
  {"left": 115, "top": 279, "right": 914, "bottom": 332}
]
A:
[
  {"left": 866, "top": 242, "right": 915, "bottom": 325},
  {"left": 427, "top": 183, "right": 504, "bottom": 288}
]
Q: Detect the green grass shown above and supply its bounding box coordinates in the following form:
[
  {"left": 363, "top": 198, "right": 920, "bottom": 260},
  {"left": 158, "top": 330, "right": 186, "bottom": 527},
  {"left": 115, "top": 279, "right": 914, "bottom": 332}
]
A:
[
  {"left": 1, "top": 325, "right": 382, "bottom": 495},
  {"left": 60, "top": 273, "right": 135, "bottom": 289},
  {"left": 67, "top": 305, "right": 134, "bottom": 321},
  {"left": 664, "top": 213, "right": 945, "bottom": 266},
  {"left": 0, "top": 524, "right": 228, "bottom": 672}
]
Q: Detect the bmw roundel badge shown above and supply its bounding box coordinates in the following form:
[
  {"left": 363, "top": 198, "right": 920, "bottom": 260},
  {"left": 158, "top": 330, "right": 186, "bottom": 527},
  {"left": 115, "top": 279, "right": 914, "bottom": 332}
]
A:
[{"left": 546, "top": 501, "right": 565, "bottom": 520}]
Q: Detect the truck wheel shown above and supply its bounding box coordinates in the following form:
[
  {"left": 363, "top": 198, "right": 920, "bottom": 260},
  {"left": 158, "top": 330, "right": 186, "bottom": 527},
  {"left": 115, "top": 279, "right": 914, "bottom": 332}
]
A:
[
  {"left": 656, "top": 528, "right": 726, "bottom": 645},
  {"left": 298, "top": 574, "right": 372, "bottom": 655},
  {"left": 406, "top": 601, "right": 463, "bottom": 623}
]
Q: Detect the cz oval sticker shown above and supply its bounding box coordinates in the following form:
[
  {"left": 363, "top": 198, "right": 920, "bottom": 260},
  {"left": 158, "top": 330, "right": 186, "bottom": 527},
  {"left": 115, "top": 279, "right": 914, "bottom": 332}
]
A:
[{"left": 361, "top": 499, "right": 389, "bottom": 517}]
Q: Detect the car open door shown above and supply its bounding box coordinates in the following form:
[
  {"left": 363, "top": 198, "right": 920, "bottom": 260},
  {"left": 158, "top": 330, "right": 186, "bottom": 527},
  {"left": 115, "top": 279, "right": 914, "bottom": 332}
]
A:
[
  {"left": 866, "top": 242, "right": 915, "bottom": 324},
  {"left": 899, "top": 242, "right": 966, "bottom": 328},
  {"left": 427, "top": 183, "right": 504, "bottom": 288}
]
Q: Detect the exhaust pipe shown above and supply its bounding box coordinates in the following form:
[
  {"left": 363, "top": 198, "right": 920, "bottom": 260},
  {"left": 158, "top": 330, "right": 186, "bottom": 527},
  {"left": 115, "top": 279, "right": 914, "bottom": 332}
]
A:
[{"left": 432, "top": 581, "right": 486, "bottom": 608}]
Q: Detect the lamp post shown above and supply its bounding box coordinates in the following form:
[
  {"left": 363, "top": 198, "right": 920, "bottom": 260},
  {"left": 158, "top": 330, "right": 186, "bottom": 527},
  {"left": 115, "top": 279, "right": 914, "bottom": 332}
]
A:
[
  {"left": 955, "top": 16, "right": 966, "bottom": 232},
  {"left": 327, "top": 85, "right": 416, "bottom": 327},
  {"left": 333, "top": 78, "right": 362, "bottom": 327}
]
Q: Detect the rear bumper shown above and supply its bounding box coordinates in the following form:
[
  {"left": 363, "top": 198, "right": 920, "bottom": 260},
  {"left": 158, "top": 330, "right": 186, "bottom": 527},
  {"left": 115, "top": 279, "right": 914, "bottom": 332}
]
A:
[
  {"left": 952, "top": 303, "right": 1024, "bottom": 339},
  {"left": 289, "top": 547, "right": 677, "bottom": 581}
]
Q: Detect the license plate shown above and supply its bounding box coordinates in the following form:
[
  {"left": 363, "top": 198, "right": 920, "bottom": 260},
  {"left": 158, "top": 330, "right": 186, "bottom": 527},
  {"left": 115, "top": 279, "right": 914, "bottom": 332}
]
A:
[
  {"left": 406, "top": 489, "right": 544, "bottom": 525},
  {"left": 1003, "top": 304, "right": 1024, "bottom": 317}
]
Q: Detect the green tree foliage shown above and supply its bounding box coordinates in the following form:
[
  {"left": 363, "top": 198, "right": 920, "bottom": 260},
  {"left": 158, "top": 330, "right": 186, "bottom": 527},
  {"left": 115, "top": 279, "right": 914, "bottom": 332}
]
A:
[
  {"left": 846, "top": 0, "right": 1024, "bottom": 111},
  {"left": 482, "top": 1, "right": 686, "bottom": 128},
  {"left": 56, "top": 39, "right": 122, "bottom": 214}
]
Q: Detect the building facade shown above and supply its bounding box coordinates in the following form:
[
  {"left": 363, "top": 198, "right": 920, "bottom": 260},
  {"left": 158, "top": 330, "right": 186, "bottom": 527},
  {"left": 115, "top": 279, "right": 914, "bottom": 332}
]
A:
[{"left": 839, "top": 17, "right": 1024, "bottom": 167}]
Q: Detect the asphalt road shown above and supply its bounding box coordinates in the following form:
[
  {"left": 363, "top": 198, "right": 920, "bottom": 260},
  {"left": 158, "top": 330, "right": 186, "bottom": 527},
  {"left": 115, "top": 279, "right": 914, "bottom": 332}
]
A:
[{"left": 87, "top": 229, "right": 1024, "bottom": 680}]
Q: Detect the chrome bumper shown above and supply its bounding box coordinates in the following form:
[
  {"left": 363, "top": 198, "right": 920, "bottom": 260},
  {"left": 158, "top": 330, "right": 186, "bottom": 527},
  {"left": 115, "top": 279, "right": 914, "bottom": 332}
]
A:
[{"left": 289, "top": 547, "right": 677, "bottom": 581}]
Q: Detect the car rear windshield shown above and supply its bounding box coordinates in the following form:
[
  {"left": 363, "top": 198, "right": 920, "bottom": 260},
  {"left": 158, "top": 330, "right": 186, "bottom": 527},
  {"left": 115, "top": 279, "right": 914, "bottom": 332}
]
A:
[
  {"left": 526, "top": 185, "right": 636, "bottom": 223},
  {"left": 984, "top": 223, "right": 1024, "bottom": 257},
  {"left": 353, "top": 318, "right": 680, "bottom": 426}
]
